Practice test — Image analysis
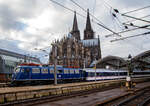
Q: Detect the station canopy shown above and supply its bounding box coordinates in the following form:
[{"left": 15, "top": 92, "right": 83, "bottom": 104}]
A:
[
  {"left": 96, "top": 55, "right": 126, "bottom": 70},
  {"left": 132, "top": 50, "right": 150, "bottom": 70},
  {"left": 96, "top": 50, "right": 150, "bottom": 70}
]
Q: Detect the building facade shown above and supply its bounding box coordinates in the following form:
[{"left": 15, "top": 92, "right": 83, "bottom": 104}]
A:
[
  {"left": 49, "top": 10, "right": 101, "bottom": 68},
  {"left": 0, "top": 49, "right": 41, "bottom": 82}
]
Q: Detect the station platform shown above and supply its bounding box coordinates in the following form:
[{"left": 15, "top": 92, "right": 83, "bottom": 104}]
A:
[
  {"left": 0, "top": 77, "right": 148, "bottom": 94},
  {"left": 0, "top": 80, "right": 122, "bottom": 94},
  {"left": 35, "top": 81, "right": 150, "bottom": 106},
  {"left": 0, "top": 77, "right": 149, "bottom": 104}
]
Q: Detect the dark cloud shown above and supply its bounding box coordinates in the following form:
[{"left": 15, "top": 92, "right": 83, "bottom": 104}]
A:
[
  {"left": 0, "top": 0, "right": 44, "bottom": 31},
  {"left": 0, "top": 0, "right": 150, "bottom": 63}
]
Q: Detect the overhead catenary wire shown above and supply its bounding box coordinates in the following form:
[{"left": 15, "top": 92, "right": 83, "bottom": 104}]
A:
[
  {"left": 92, "top": 0, "right": 96, "bottom": 28},
  {"left": 112, "top": 9, "right": 150, "bottom": 25},
  {"left": 105, "top": 24, "right": 150, "bottom": 37},
  {"left": 49, "top": 0, "right": 86, "bottom": 18},
  {"left": 121, "top": 14, "right": 150, "bottom": 24},
  {"left": 69, "top": 0, "right": 121, "bottom": 37},
  {"left": 110, "top": 31, "right": 150, "bottom": 42},
  {"left": 49, "top": 0, "right": 121, "bottom": 37},
  {"left": 97, "top": 1, "right": 150, "bottom": 48},
  {"left": 124, "top": 14, "right": 150, "bottom": 24},
  {"left": 123, "top": 23, "right": 150, "bottom": 30},
  {"left": 122, "top": 5, "right": 150, "bottom": 15}
]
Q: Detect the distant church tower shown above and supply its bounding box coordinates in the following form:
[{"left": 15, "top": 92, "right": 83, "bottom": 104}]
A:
[
  {"left": 71, "top": 11, "right": 80, "bottom": 40},
  {"left": 84, "top": 9, "right": 94, "bottom": 40}
]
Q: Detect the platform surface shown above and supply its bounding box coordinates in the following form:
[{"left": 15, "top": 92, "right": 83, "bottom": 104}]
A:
[
  {"left": 35, "top": 82, "right": 150, "bottom": 106},
  {"left": 0, "top": 80, "right": 120, "bottom": 94}
]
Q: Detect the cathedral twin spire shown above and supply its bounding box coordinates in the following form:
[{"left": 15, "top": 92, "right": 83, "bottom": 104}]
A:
[
  {"left": 72, "top": 11, "right": 79, "bottom": 32},
  {"left": 85, "top": 9, "right": 92, "bottom": 31},
  {"left": 71, "top": 9, "right": 94, "bottom": 40},
  {"left": 71, "top": 11, "right": 80, "bottom": 40},
  {"left": 84, "top": 9, "right": 94, "bottom": 40}
]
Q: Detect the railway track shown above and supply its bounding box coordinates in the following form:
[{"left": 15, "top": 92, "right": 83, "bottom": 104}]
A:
[
  {"left": 97, "top": 87, "right": 150, "bottom": 106},
  {"left": 0, "top": 83, "right": 9, "bottom": 88},
  {"left": 0, "top": 85, "right": 118, "bottom": 106},
  {"left": 0, "top": 78, "right": 150, "bottom": 106}
]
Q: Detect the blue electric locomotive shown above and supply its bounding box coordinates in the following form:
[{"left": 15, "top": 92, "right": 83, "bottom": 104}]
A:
[
  {"left": 11, "top": 63, "right": 150, "bottom": 86},
  {"left": 11, "top": 63, "right": 85, "bottom": 86}
]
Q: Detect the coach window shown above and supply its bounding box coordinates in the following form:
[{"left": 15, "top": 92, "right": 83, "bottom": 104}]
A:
[
  {"left": 57, "top": 70, "right": 63, "bottom": 74},
  {"left": 42, "top": 68, "right": 48, "bottom": 73},
  {"left": 68, "top": 70, "right": 70, "bottom": 74},
  {"left": 70, "top": 70, "right": 74, "bottom": 74},
  {"left": 96, "top": 73, "right": 100, "bottom": 76},
  {"left": 50, "top": 69, "right": 54, "bottom": 74},
  {"left": 75, "top": 70, "right": 79, "bottom": 74},
  {"left": 64, "top": 70, "right": 68, "bottom": 74}
]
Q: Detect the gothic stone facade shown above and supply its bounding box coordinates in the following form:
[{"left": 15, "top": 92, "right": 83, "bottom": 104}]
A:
[{"left": 49, "top": 10, "right": 101, "bottom": 68}]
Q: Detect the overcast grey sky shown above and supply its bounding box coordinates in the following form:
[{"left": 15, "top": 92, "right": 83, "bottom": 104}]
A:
[{"left": 0, "top": 0, "right": 150, "bottom": 63}]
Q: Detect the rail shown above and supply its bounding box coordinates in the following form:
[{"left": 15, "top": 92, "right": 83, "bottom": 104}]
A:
[
  {"left": 0, "top": 77, "right": 150, "bottom": 105},
  {"left": 0, "top": 80, "right": 122, "bottom": 105},
  {"left": 138, "top": 96, "right": 150, "bottom": 106},
  {"left": 97, "top": 86, "right": 150, "bottom": 106}
]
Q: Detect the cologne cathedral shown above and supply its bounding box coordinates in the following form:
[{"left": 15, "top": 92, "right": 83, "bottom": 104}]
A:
[{"left": 49, "top": 9, "right": 101, "bottom": 68}]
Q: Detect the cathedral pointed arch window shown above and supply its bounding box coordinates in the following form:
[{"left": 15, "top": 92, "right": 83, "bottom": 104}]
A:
[
  {"left": 63, "top": 42, "right": 67, "bottom": 57},
  {"left": 71, "top": 42, "right": 75, "bottom": 58}
]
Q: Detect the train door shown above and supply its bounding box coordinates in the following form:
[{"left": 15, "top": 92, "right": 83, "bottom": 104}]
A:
[
  {"left": 57, "top": 69, "right": 63, "bottom": 80},
  {"left": 80, "top": 69, "right": 86, "bottom": 80}
]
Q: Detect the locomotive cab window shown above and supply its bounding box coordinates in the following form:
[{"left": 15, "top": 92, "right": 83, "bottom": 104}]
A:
[
  {"left": 21, "top": 68, "right": 25, "bottom": 73},
  {"left": 15, "top": 68, "right": 20, "bottom": 73},
  {"left": 21, "top": 68, "right": 30, "bottom": 73}
]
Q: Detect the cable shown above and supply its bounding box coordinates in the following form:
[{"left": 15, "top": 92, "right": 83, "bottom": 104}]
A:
[
  {"left": 70, "top": 0, "right": 104, "bottom": 25},
  {"left": 49, "top": 0, "right": 86, "bottom": 18},
  {"left": 122, "top": 14, "right": 150, "bottom": 23},
  {"left": 124, "top": 14, "right": 150, "bottom": 24},
  {"left": 69, "top": 0, "right": 121, "bottom": 36},
  {"left": 103, "top": 0, "right": 113, "bottom": 9},
  {"left": 92, "top": 0, "right": 96, "bottom": 26},
  {"left": 111, "top": 31, "right": 150, "bottom": 42},
  {"left": 123, "top": 5, "right": 150, "bottom": 15},
  {"left": 49, "top": 0, "right": 121, "bottom": 37},
  {"left": 105, "top": 24, "right": 150, "bottom": 37},
  {"left": 123, "top": 23, "right": 150, "bottom": 30}
]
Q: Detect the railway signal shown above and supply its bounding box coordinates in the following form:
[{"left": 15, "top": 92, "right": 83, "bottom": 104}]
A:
[{"left": 126, "top": 54, "right": 134, "bottom": 89}]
